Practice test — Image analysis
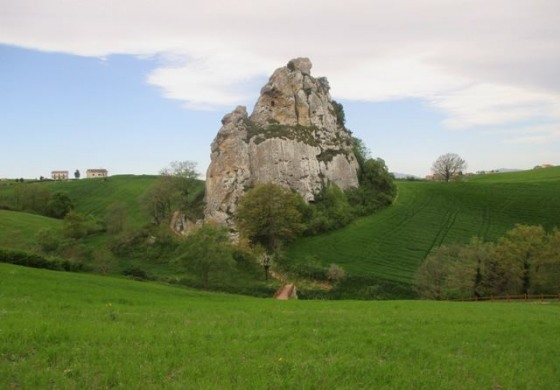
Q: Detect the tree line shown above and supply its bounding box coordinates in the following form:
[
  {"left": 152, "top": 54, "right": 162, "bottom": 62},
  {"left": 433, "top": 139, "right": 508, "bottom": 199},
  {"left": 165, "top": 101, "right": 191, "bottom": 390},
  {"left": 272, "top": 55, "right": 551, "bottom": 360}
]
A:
[
  {"left": 0, "top": 183, "right": 74, "bottom": 218},
  {"left": 415, "top": 224, "right": 560, "bottom": 300}
]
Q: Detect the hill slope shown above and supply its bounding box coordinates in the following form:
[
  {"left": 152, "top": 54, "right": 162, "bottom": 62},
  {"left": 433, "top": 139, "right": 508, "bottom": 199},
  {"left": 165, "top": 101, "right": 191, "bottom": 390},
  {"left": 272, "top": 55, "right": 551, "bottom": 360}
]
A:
[
  {"left": 0, "top": 210, "right": 62, "bottom": 250},
  {"left": 287, "top": 167, "right": 560, "bottom": 284},
  {"left": 41, "top": 174, "right": 159, "bottom": 227},
  {"left": 2, "top": 263, "right": 559, "bottom": 389}
]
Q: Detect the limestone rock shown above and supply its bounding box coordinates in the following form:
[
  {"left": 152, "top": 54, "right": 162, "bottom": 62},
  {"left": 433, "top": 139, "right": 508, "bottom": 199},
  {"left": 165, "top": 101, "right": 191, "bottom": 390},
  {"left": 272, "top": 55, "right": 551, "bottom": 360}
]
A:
[{"left": 205, "top": 58, "right": 359, "bottom": 227}]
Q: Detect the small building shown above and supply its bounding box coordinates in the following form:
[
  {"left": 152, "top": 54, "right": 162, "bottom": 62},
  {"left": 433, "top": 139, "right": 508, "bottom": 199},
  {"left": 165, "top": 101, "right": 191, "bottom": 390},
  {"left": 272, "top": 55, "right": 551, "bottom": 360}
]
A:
[
  {"left": 86, "top": 169, "right": 108, "bottom": 178},
  {"left": 51, "top": 170, "right": 69, "bottom": 180}
]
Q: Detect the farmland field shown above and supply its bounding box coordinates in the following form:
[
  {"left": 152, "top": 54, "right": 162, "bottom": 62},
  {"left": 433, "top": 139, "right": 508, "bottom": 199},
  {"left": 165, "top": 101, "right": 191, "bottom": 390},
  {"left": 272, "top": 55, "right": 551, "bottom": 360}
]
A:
[
  {"left": 1, "top": 263, "right": 559, "bottom": 389},
  {"left": 287, "top": 167, "right": 560, "bottom": 284}
]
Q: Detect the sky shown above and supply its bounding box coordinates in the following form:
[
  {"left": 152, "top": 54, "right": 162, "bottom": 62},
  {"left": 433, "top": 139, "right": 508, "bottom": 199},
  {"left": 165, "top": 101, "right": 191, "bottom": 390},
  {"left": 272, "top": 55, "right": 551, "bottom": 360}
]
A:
[{"left": 1, "top": 0, "right": 559, "bottom": 179}]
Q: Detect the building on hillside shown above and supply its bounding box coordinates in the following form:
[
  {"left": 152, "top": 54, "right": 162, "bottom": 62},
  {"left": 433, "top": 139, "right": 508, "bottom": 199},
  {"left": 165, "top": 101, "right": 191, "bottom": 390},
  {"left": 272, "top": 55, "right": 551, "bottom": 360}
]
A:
[
  {"left": 51, "top": 170, "right": 69, "bottom": 180},
  {"left": 86, "top": 168, "right": 108, "bottom": 178}
]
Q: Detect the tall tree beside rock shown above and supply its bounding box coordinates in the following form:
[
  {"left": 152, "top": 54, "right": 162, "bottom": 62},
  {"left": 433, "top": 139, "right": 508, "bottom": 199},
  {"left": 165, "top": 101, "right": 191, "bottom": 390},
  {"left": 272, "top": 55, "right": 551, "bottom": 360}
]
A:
[{"left": 235, "top": 183, "right": 306, "bottom": 252}]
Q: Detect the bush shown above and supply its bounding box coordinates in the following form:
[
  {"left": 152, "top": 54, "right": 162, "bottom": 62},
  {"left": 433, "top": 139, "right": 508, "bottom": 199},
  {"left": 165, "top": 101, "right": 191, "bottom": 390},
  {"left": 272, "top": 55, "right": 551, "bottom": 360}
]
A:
[
  {"left": 35, "top": 228, "right": 62, "bottom": 253},
  {"left": 0, "top": 248, "right": 89, "bottom": 272},
  {"left": 122, "top": 267, "right": 150, "bottom": 280}
]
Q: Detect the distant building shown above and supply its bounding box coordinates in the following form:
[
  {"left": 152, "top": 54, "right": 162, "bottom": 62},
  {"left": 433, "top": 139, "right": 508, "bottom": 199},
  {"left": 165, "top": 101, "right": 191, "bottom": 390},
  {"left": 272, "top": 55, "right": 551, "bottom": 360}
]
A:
[
  {"left": 86, "top": 169, "right": 108, "bottom": 178},
  {"left": 51, "top": 170, "right": 69, "bottom": 180}
]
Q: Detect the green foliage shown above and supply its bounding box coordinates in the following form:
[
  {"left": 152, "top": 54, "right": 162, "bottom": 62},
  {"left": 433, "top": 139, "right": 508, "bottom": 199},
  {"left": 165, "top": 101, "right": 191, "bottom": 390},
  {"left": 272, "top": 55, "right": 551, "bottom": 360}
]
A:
[
  {"left": 142, "top": 161, "right": 204, "bottom": 224},
  {"left": 305, "top": 184, "right": 353, "bottom": 234},
  {"left": 326, "top": 263, "right": 346, "bottom": 284},
  {"left": 0, "top": 249, "right": 88, "bottom": 272},
  {"left": 35, "top": 228, "right": 62, "bottom": 253},
  {"left": 107, "top": 225, "right": 178, "bottom": 261},
  {"left": 244, "top": 119, "right": 319, "bottom": 146},
  {"left": 122, "top": 266, "right": 150, "bottom": 280},
  {"left": 140, "top": 176, "right": 174, "bottom": 224},
  {"left": 347, "top": 157, "right": 397, "bottom": 216},
  {"left": 4, "top": 264, "right": 559, "bottom": 389},
  {"left": 13, "top": 183, "right": 51, "bottom": 215},
  {"left": 331, "top": 100, "right": 346, "bottom": 126},
  {"left": 105, "top": 202, "right": 128, "bottom": 235},
  {"left": 47, "top": 191, "right": 74, "bottom": 218},
  {"left": 416, "top": 225, "right": 560, "bottom": 299},
  {"left": 62, "top": 211, "right": 102, "bottom": 239},
  {"left": 236, "top": 183, "right": 307, "bottom": 251},
  {"left": 62, "top": 211, "right": 89, "bottom": 239},
  {"left": 352, "top": 136, "right": 370, "bottom": 167},
  {"left": 174, "top": 225, "right": 235, "bottom": 288}
]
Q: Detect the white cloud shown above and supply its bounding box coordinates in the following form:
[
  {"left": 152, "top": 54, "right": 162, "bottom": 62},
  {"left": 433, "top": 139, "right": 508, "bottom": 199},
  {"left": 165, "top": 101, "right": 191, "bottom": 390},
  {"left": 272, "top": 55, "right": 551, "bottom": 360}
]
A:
[
  {"left": 429, "top": 84, "right": 560, "bottom": 128},
  {"left": 501, "top": 123, "right": 560, "bottom": 144},
  {"left": 1, "top": 0, "right": 559, "bottom": 130}
]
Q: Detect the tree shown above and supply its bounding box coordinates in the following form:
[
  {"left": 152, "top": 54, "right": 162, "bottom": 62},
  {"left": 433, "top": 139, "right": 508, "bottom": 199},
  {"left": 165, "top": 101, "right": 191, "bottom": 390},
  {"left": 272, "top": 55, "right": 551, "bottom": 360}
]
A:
[
  {"left": 142, "top": 161, "right": 202, "bottom": 224},
  {"left": 47, "top": 192, "right": 74, "bottom": 218},
  {"left": 74, "top": 169, "right": 80, "bottom": 180},
  {"left": 431, "top": 153, "right": 467, "bottom": 182},
  {"left": 35, "top": 228, "right": 62, "bottom": 253},
  {"left": 14, "top": 183, "right": 50, "bottom": 214},
  {"left": 532, "top": 228, "right": 560, "bottom": 294},
  {"left": 175, "top": 225, "right": 235, "bottom": 288},
  {"left": 327, "top": 263, "right": 346, "bottom": 285},
  {"left": 415, "top": 225, "right": 558, "bottom": 300},
  {"left": 352, "top": 136, "right": 371, "bottom": 168},
  {"left": 346, "top": 157, "right": 397, "bottom": 216},
  {"left": 105, "top": 202, "right": 128, "bottom": 235},
  {"left": 494, "top": 224, "right": 546, "bottom": 295},
  {"left": 140, "top": 177, "right": 175, "bottom": 224},
  {"left": 306, "top": 184, "right": 353, "bottom": 233},
  {"left": 235, "top": 183, "right": 306, "bottom": 252},
  {"left": 62, "top": 211, "right": 89, "bottom": 239},
  {"left": 415, "top": 244, "right": 462, "bottom": 299}
]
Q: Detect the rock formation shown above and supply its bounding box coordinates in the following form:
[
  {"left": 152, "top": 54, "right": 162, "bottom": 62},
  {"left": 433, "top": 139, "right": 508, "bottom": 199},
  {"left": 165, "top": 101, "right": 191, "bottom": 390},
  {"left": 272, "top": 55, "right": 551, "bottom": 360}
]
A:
[{"left": 205, "top": 58, "right": 359, "bottom": 226}]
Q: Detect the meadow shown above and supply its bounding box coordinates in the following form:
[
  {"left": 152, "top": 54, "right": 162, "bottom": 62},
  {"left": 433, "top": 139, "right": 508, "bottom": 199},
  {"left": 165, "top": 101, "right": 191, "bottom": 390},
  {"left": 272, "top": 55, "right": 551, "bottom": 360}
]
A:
[
  {"left": 0, "top": 209, "right": 62, "bottom": 251},
  {"left": 287, "top": 167, "right": 560, "bottom": 285},
  {"left": 2, "top": 263, "right": 559, "bottom": 389}
]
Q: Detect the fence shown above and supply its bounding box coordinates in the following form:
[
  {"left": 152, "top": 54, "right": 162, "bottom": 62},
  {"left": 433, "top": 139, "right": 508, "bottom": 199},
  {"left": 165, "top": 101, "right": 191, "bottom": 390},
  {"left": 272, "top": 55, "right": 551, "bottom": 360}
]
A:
[{"left": 458, "top": 294, "right": 560, "bottom": 302}]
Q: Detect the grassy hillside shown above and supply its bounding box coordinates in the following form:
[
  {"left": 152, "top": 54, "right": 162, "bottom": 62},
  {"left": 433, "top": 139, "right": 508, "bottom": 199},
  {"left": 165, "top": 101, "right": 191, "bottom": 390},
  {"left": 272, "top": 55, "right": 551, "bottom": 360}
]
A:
[
  {"left": 287, "top": 167, "right": 560, "bottom": 285},
  {"left": 2, "top": 263, "right": 559, "bottom": 389},
  {"left": 42, "top": 174, "right": 159, "bottom": 227},
  {"left": 0, "top": 210, "right": 62, "bottom": 251},
  {"left": 0, "top": 175, "right": 159, "bottom": 227}
]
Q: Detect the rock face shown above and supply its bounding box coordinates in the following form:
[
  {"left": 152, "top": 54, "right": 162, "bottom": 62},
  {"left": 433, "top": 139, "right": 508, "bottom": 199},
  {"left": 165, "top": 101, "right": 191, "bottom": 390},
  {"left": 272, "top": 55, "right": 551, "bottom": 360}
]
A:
[{"left": 205, "top": 58, "right": 359, "bottom": 226}]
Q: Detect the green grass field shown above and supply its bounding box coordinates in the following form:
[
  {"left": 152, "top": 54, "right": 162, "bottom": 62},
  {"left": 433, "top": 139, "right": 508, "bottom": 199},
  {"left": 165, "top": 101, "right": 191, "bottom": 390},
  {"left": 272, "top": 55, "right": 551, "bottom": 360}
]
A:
[
  {"left": 0, "top": 210, "right": 62, "bottom": 251},
  {"left": 41, "top": 174, "right": 159, "bottom": 227},
  {"left": 1, "top": 263, "right": 559, "bottom": 389},
  {"left": 287, "top": 167, "right": 560, "bottom": 285}
]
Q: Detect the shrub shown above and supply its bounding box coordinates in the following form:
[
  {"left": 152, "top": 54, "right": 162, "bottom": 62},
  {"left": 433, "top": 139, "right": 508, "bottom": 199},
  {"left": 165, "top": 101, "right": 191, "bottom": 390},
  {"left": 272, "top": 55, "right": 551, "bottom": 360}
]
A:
[{"left": 0, "top": 248, "right": 88, "bottom": 272}]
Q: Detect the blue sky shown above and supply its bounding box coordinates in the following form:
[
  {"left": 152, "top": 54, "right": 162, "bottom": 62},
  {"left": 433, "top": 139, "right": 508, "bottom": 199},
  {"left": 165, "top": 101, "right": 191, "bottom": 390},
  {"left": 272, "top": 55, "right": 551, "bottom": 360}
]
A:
[{"left": 1, "top": 0, "right": 559, "bottom": 179}]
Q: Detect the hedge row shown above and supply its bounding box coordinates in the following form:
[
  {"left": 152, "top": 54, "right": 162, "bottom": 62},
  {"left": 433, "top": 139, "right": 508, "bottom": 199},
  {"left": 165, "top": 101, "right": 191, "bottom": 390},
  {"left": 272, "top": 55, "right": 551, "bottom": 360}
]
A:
[{"left": 0, "top": 248, "right": 89, "bottom": 272}]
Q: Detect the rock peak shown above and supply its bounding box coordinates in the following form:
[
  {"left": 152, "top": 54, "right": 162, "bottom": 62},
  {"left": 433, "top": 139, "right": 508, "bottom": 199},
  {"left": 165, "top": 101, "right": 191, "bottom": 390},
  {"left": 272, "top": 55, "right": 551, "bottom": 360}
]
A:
[
  {"left": 287, "top": 57, "right": 312, "bottom": 74},
  {"left": 205, "top": 59, "right": 359, "bottom": 227}
]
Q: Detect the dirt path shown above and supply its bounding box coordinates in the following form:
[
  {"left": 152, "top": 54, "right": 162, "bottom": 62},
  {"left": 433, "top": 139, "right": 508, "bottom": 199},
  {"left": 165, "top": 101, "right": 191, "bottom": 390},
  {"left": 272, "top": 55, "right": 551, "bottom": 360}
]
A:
[{"left": 274, "top": 283, "right": 296, "bottom": 300}]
